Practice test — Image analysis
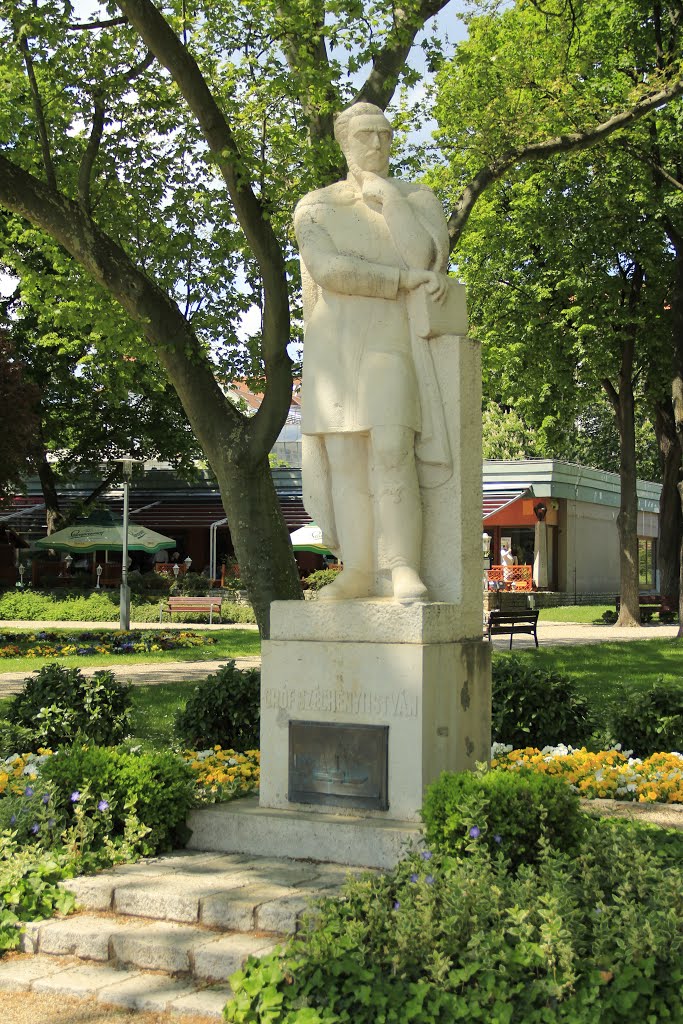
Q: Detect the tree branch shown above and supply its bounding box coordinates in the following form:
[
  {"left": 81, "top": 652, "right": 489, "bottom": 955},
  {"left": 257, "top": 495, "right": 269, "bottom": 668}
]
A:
[
  {"left": 448, "top": 77, "right": 683, "bottom": 250},
  {"left": 0, "top": 153, "right": 247, "bottom": 467},
  {"left": 78, "top": 96, "right": 106, "bottom": 215},
  {"left": 17, "top": 35, "right": 57, "bottom": 190},
  {"left": 114, "top": 0, "right": 293, "bottom": 460},
  {"left": 354, "top": 0, "right": 451, "bottom": 110},
  {"left": 68, "top": 17, "right": 129, "bottom": 31}
]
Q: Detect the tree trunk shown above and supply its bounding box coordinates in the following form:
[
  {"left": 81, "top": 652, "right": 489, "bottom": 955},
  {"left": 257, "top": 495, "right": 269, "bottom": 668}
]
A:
[
  {"left": 654, "top": 400, "right": 682, "bottom": 609},
  {"left": 603, "top": 328, "right": 641, "bottom": 627},
  {"left": 32, "top": 445, "right": 62, "bottom": 535}
]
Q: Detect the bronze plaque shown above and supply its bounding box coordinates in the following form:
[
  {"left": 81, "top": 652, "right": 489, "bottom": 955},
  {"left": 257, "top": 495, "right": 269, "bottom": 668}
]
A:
[{"left": 289, "top": 721, "right": 389, "bottom": 810}]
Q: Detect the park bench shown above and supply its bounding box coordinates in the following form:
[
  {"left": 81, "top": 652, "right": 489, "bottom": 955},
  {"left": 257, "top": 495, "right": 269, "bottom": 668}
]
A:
[
  {"left": 615, "top": 594, "right": 675, "bottom": 623},
  {"left": 159, "top": 596, "right": 223, "bottom": 624},
  {"left": 486, "top": 610, "right": 539, "bottom": 648}
]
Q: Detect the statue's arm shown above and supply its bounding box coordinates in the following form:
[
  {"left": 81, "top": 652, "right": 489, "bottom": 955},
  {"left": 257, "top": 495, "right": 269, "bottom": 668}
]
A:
[
  {"left": 294, "top": 204, "right": 400, "bottom": 300},
  {"left": 384, "top": 187, "right": 450, "bottom": 272}
]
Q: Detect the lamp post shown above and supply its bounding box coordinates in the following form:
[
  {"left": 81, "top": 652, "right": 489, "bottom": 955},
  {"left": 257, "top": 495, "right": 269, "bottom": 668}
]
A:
[
  {"left": 183, "top": 556, "right": 192, "bottom": 572},
  {"left": 172, "top": 563, "right": 180, "bottom": 579},
  {"left": 18, "top": 563, "right": 25, "bottom": 589},
  {"left": 96, "top": 564, "right": 102, "bottom": 589},
  {"left": 64, "top": 554, "right": 73, "bottom": 575},
  {"left": 117, "top": 458, "right": 135, "bottom": 631}
]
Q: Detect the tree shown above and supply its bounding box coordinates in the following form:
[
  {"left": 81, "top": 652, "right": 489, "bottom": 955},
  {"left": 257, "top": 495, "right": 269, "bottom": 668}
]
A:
[
  {"left": 0, "top": 0, "right": 681, "bottom": 634},
  {"left": 430, "top": 0, "right": 683, "bottom": 625}
]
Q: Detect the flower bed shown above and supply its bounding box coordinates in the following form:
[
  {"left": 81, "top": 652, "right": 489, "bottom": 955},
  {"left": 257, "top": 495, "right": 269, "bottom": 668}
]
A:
[
  {"left": 0, "top": 746, "right": 259, "bottom": 805},
  {"left": 491, "top": 743, "right": 683, "bottom": 803},
  {"left": 0, "top": 629, "right": 216, "bottom": 659}
]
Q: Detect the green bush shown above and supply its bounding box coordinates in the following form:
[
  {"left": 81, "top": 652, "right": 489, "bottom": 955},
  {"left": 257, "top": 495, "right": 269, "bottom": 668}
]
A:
[
  {"left": 127, "top": 570, "right": 170, "bottom": 596},
  {"left": 607, "top": 680, "right": 683, "bottom": 756},
  {"left": 0, "top": 837, "right": 76, "bottom": 953},
  {"left": 7, "top": 664, "right": 132, "bottom": 749},
  {"left": 170, "top": 571, "right": 211, "bottom": 597},
  {"left": 0, "top": 775, "right": 63, "bottom": 846},
  {"left": 492, "top": 655, "right": 592, "bottom": 748},
  {"left": 40, "top": 744, "right": 195, "bottom": 855},
  {"left": 421, "top": 768, "right": 586, "bottom": 871},
  {"left": 174, "top": 660, "right": 260, "bottom": 750},
  {"left": 304, "top": 567, "right": 340, "bottom": 591},
  {"left": 0, "top": 719, "right": 36, "bottom": 759},
  {"left": 226, "top": 819, "right": 683, "bottom": 1024}
]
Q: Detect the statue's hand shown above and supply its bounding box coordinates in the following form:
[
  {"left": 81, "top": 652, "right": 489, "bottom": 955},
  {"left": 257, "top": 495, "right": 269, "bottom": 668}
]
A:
[
  {"left": 399, "top": 269, "right": 448, "bottom": 304},
  {"left": 357, "top": 170, "right": 399, "bottom": 207}
]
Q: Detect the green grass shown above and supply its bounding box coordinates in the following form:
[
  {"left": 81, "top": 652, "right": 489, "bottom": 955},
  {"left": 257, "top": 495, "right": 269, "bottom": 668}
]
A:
[
  {"left": 0, "top": 627, "right": 260, "bottom": 674},
  {"left": 538, "top": 605, "right": 613, "bottom": 623},
  {"left": 128, "top": 680, "right": 201, "bottom": 747},
  {"left": 494, "top": 637, "right": 683, "bottom": 719}
]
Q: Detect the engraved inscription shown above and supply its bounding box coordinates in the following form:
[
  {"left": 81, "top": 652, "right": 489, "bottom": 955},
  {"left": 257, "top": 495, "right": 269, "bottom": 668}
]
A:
[{"left": 264, "top": 685, "right": 418, "bottom": 719}]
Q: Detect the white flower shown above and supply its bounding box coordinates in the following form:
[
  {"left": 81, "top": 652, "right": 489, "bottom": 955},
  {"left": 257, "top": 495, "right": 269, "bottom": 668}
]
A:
[{"left": 491, "top": 743, "right": 513, "bottom": 758}]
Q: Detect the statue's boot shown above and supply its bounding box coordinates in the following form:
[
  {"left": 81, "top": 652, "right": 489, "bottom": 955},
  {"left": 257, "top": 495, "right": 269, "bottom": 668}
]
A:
[
  {"left": 392, "top": 565, "right": 428, "bottom": 602},
  {"left": 318, "top": 567, "right": 374, "bottom": 600}
]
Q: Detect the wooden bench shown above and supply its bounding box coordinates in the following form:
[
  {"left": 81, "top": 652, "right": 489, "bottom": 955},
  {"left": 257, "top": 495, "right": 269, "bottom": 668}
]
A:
[
  {"left": 486, "top": 610, "right": 539, "bottom": 648},
  {"left": 159, "top": 596, "right": 222, "bottom": 623},
  {"left": 615, "top": 594, "right": 675, "bottom": 622}
]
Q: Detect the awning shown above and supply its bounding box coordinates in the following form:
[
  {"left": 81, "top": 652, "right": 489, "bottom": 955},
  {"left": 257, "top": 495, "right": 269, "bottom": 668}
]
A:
[{"left": 482, "top": 486, "right": 532, "bottom": 522}]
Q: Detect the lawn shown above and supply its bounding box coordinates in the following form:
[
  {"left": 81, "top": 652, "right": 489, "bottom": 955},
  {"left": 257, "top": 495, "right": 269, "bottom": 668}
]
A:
[
  {"left": 538, "top": 604, "right": 612, "bottom": 623},
  {"left": 0, "top": 626, "right": 260, "bottom": 674},
  {"left": 495, "top": 637, "right": 682, "bottom": 718}
]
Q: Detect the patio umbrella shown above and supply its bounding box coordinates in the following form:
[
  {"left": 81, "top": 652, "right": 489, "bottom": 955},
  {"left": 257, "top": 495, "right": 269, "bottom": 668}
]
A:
[
  {"left": 289, "top": 523, "right": 334, "bottom": 555},
  {"left": 34, "top": 510, "right": 175, "bottom": 554}
]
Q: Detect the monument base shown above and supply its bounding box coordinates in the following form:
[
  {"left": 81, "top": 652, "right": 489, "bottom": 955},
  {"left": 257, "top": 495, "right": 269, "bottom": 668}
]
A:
[
  {"left": 186, "top": 797, "right": 421, "bottom": 869},
  {"left": 260, "top": 600, "right": 491, "bottom": 824}
]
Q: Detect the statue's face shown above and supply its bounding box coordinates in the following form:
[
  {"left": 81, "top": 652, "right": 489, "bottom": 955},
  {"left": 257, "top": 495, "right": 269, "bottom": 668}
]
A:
[{"left": 344, "top": 114, "right": 392, "bottom": 176}]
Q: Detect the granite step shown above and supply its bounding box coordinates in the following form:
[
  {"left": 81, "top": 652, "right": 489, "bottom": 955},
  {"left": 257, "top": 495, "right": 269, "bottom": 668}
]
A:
[
  {"left": 20, "top": 912, "right": 280, "bottom": 981},
  {"left": 0, "top": 851, "right": 358, "bottom": 1019},
  {"left": 0, "top": 953, "right": 233, "bottom": 1018}
]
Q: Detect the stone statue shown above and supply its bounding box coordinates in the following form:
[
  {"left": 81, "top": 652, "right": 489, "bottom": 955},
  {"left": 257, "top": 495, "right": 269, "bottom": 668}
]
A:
[{"left": 294, "top": 102, "right": 454, "bottom": 602}]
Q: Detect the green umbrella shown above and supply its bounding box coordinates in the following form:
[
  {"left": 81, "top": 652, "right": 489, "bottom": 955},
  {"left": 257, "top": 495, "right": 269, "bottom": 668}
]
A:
[
  {"left": 290, "top": 523, "right": 334, "bottom": 555},
  {"left": 34, "top": 510, "right": 175, "bottom": 555}
]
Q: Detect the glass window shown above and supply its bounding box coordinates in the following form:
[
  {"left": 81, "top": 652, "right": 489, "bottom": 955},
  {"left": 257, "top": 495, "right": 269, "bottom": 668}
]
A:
[{"left": 638, "top": 538, "right": 656, "bottom": 590}]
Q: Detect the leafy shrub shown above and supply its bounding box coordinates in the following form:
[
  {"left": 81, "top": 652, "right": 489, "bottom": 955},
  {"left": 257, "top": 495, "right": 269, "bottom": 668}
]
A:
[
  {"left": 7, "top": 664, "right": 132, "bottom": 749},
  {"left": 0, "top": 837, "right": 76, "bottom": 952},
  {"left": 492, "top": 655, "right": 592, "bottom": 748},
  {"left": 40, "top": 744, "right": 195, "bottom": 855},
  {"left": 127, "top": 570, "right": 170, "bottom": 596},
  {"left": 170, "top": 571, "right": 211, "bottom": 597},
  {"left": 227, "top": 819, "right": 683, "bottom": 1024},
  {"left": 0, "top": 719, "right": 36, "bottom": 759},
  {"left": 0, "top": 775, "right": 63, "bottom": 846},
  {"left": 174, "top": 660, "right": 260, "bottom": 750},
  {"left": 304, "top": 567, "right": 341, "bottom": 591},
  {"left": 421, "top": 768, "right": 586, "bottom": 871},
  {"left": 607, "top": 680, "right": 683, "bottom": 756},
  {"left": 601, "top": 609, "right": 618, "bottom": 624}
]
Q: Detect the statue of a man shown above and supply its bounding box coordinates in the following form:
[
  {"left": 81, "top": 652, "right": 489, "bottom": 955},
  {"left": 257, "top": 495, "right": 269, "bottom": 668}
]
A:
[{"left": 294, "top": 102, "right": 452, "bottom": 602}]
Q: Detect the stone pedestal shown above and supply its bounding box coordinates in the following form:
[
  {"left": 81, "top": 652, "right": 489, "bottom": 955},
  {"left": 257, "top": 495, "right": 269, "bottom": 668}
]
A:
[{"left": 260, "top": 600, "right": 491, "bottom": 823}]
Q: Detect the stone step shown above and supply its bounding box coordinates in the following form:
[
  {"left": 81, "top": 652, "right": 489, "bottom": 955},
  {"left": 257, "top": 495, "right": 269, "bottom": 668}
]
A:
[
  {"left": 0, "top": 953, "right": 232, "bottom": 1018},
  {"left": 59, "top": 849, "right": 353, "bottom": 933},
  {"left": 20, "top": 912, "right": 280, "bottom": 982}
]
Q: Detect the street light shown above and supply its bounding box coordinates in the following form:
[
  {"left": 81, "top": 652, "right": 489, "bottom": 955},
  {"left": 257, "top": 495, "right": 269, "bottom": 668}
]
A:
[
  {"left": 183, "top": 556, "right": 192, "bottom": 571},
  {"left": 18, "top": 563, "right": 25, "bottom": 589},
  {"left": 115, "top": 457, "right": 140, "bottom": 631},
  {"left": 96, "top": 564, "right": 102, "bottom": 589}
]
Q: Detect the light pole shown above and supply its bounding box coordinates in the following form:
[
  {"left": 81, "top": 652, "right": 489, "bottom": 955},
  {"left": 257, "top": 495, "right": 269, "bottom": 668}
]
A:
[{"left": 118, "top": 458, "right": 135, "bottom": 631}]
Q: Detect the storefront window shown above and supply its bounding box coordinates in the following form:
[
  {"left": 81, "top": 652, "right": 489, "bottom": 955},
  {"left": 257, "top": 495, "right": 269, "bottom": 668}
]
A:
[{"left": 638, "top": 538, "right": 656, "bottom": 590}]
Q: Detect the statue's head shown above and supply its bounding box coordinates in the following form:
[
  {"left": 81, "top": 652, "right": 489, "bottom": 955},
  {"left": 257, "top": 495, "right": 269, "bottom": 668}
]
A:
[{"left": 334, "top": 102, "right": 392, "bottom": 177}]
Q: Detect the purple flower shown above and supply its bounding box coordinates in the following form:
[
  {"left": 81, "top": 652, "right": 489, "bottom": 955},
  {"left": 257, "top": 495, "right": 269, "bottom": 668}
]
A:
[
  {"left": 9, "top": 814, "right": 16, "bottom": 826},
  {"left": 47, "top": 818, "right": 55, "bottom": 828},
  {"left": 469, "top": 826, "right": 481, "bottom": 839},
  {"left": 393, "top": 901, "right": 401, "bottom": 911},
  {"left": 410, "top": 873, "right": 418, "bottom": 883},
  {"left": 494, "top": 834, "right": 502, "bottom": 844},
  {"left": 41, "top": 793, "right": 50, "bottom": 805},
  {"left": 30, "top": 823, "right": 39, "bottom": 834},
  {"left": 24, "top": 786, "right": 34, "bottom": 797},
  {"left": 97, "top": 800, "right": 109, "bottom": 812},
  {"left": 420, "top": 850, "right": 433, "bottom": 861},
  {"left": 70, "top": 791, "right": 81, "bottom": 803},
  {"left": 425, "top": 875, "right": 434, "bottom": 885}
]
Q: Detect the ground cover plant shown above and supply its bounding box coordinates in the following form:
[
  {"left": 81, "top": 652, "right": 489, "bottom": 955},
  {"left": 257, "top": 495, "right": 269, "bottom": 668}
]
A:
[
  {"left": 227, "top": 812, "right": 683, "bottom": 1023},
  {"left": 0, "top": 626, "right": 259, "bottom": 674}
]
